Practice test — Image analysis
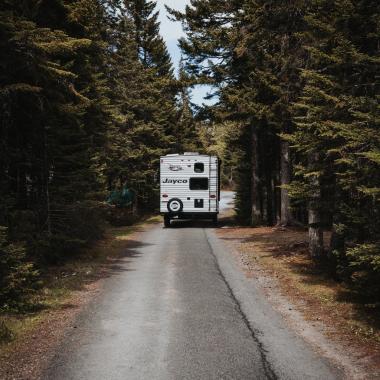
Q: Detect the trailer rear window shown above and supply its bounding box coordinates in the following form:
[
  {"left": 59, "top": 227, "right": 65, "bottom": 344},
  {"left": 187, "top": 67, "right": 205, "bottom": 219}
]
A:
[
  {"left": 194, "top": 162, "right": 204, "bottom": 173},
  {"left": 190, "top": 178, "right": 208, "bottom": 190}
]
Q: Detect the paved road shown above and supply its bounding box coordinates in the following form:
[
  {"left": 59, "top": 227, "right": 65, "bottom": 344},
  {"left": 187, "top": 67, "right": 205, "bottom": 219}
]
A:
[{"left": 44, "top": 192, "right": 341, "bottom": 380}]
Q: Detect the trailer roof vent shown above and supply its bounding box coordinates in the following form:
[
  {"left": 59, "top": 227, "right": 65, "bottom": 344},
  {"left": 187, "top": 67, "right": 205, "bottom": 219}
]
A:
[{"left": 184, "top": 152, "right": 199, "bottom": 156}]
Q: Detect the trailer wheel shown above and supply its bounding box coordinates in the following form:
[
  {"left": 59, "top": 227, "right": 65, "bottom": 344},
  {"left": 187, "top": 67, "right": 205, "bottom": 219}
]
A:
[
  {"left": 164, "top": 215, "right": 171, "bottom": 228},
  {"left": 167, "top": 198, "right": 183, "bottom": 213}
]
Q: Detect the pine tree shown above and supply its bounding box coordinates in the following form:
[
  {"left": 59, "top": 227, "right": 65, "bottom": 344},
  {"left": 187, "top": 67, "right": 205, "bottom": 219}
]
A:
[
  {"left": 174, "top": 63, "right": 201, "bottom": 153},
  {"left": 126, "top": 0, "right": 172, "bottom": 75},
  {"left": 105, "top": 0, "right": 177, "bottom": 209},
  {"left": 172, "top": 0, "right": 379, "bottom": 281},
  {"left": 287, "top": 0, "right": 380, "bottom": 265},
  {"left": 0, "top": 0, "right": 97, "bottom": 261},
  {"left": 168, "top": 0, "right": 264, "bottom": 224},
  {"left": 63, "top": 0, "right": 113, "bottom": 196},
  {"left": 169, "top": 0, "right": 306, "bottom": 226}
]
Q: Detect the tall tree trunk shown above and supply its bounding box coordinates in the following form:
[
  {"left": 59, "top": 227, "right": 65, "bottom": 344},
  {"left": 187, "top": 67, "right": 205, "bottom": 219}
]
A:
[
  {"left": 328, "top": 180, "right": 343, "bottom": 273},
  {"left": 279, "top": 140, "right": 293, "bottom": 226},
  {"left": 274, "top": 167, "right": 281, "bottom": 224},
  {"left": 251, "top": 124, "right": 261, "bottom": 225},
  {"left": 309, "top": 207, "right": 324, "bottom": 258},
  {"left": 44, "top": 128, "right": 52, "bottom": 236},
  {"left": 265, "top": 168, "right": 274, "bottom": 226},
  {"left": 308, "top": 152, "right": 324, "bottom": 258}
]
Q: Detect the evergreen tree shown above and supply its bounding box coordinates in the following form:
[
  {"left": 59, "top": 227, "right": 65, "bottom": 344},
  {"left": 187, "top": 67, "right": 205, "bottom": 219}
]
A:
[
  {"left": 168, "top": 0, "right": 264, "bottom": 224},
  {"left": 287, "top": 0, "right": 379, "bottom": 277},
  {"left": 0, "top": 0, "right": 192, "bottom": 305},
  {"left": 126, "top": 0, "right": 172, "bottom": 75},
  {"left": 174, "top": 63, "right": 202, "bottom": 153},
  {"left": 172, "top": 0, "right": 379, "bottom": 291},
  {"left": 0, "top": 0, "right": 97, "bottom": 258},
  {"left": 105, "top": 0, "right": 177, "bottom": 209},
  {"left": 2, "top": 0, "right": 377, "bottom": 304}
]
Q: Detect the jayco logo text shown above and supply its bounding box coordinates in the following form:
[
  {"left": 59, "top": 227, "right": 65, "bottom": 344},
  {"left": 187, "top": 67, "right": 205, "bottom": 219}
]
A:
[{"left": 162, "top": 178, "right": 188, "bottom": 184}]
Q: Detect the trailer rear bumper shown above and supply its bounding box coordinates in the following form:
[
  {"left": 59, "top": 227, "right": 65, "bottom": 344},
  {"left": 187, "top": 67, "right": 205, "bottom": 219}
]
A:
[
  {"left": 162, "top": 211, "right": 219, "bottom": 227},
  {"left": 161, "top": 211, "right": 218, "bottom": 219}
]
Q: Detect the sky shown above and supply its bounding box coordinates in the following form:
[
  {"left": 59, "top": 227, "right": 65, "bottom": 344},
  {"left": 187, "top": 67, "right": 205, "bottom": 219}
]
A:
[{"left": 155, "top": 0, "right": 216, "bottom": 107}]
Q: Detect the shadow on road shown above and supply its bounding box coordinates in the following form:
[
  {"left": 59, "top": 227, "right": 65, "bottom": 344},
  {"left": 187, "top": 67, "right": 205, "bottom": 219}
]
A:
[{"left": 97, "top": 239, "right": 155, "bottom": 277}]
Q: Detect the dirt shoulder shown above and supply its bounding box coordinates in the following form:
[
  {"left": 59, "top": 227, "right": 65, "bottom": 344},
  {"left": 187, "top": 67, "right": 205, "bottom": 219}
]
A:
[
  {"left": 217, "top": 226, "right": 380, "bottom": 380},
  {"left": 0, "top": 217, "right": 159, "bottom": 380}
]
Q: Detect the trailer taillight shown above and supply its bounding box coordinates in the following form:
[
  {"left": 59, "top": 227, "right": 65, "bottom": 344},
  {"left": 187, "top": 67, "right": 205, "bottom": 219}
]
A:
[
  {"left": 162, "top": 194, "right": 168, "bottom": 198},
  {"left": 210, "top": 194, "right": 216, "bottom": 199}
]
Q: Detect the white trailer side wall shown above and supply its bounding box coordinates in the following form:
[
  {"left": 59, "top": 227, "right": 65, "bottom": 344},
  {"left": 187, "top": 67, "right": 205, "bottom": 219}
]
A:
[{"left": 160, "top": 155, "right": 218, "bottom": 213}]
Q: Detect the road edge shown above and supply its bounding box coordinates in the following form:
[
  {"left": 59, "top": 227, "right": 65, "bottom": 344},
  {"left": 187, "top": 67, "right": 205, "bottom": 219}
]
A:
[{"left": 206, "top": 227, "right": 344, "bottom": 380}]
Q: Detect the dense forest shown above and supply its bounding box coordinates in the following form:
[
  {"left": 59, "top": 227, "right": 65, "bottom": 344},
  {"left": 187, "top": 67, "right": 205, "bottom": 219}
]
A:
[
  {"left": 0, "top": 0, "right": 197, "bottom": 309},
  {"left": 169, "top": 0, "right": 379, "bottom": 298},
  {"left": 0, "top": 0, "right": 379, "bottom": 310}
]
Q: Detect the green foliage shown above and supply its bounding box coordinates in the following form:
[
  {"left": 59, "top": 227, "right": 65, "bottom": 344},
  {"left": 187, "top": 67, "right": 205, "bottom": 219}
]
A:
[
  {"left": 0, "top": 319, "right": 14, "bottom": 343},
  {"left": 174, "top": 64, "right": 202, "bottom": 153},
  {"left": 1, "top": 0, "right": 377, "bottom": 307},
  {"left": 175, "top": 0, "right": 380, "bottom": 293},
  {"left": 0, "top": 0, "right": 183, "bottom": 307},
  {"left": 0, "top": 227, "right": 39, "bottom": 311},
  {"left": 344, "top": 244, "right": 380, "bottom": 299},
  {"left": 288, "top": 0, "right": 380, "bottom": 267},
  {"left": 105, "top": 0, "right": 178, "bottom": 210}
]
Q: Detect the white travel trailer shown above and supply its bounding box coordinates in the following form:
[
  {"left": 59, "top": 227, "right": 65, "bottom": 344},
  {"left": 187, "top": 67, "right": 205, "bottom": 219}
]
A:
[{"left": 160, "top": 153, "right": 220, "bottom": 227}]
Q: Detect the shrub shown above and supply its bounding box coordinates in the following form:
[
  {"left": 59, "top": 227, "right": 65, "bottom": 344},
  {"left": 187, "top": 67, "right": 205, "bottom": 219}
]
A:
[
  {"left": 105, "top": 206, "right": 139, "bottom": 227},
  {"left": 0, "top": 319, "right": 14, "bottom": 343},
  {"left": 0, "top": 227, "right": 39, "bottom": 311},
  {"left": 32, "top": 201, "right": 106, "bottom": 264},
  {"left": 345, "top": 243, "right": 380, "bottom": 299}
]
